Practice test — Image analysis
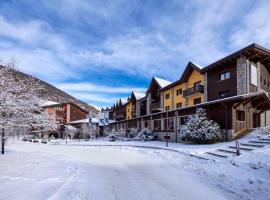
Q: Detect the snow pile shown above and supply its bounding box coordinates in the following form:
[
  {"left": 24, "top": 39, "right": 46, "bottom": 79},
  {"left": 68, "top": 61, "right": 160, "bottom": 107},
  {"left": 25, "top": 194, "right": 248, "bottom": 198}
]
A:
[{"left": 180, "top": 108, "right": 222, "bottom": 144}]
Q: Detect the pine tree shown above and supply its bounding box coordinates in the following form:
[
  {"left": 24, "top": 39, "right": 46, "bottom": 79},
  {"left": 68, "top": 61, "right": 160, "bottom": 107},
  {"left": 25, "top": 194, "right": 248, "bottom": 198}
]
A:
[{"left": 179, "top": 108, "right": 222, "bottom": 144}]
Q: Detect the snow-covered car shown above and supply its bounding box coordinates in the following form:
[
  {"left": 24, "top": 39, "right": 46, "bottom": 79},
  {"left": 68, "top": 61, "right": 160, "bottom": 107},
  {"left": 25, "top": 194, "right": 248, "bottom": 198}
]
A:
[
  {"left": 33, "top": 139, "right": 39, "bottom": 143},
  {"left": 22, "top": 137, "right": 29, "bottom": 142},
  {"left": 41, "top": 139, "right": 47, "bottom": 144}
]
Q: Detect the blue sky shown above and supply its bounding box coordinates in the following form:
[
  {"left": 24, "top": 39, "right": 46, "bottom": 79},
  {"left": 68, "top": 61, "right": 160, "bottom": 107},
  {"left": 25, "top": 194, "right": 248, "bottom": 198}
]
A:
[{"left": 0, "top": 0, "right": 270, "bottom": 109}]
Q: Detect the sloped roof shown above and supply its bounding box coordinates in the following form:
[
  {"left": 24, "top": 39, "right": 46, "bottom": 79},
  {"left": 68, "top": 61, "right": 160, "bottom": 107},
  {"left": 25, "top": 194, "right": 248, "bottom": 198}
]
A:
[
  {"left": 160, "top": 61, "right": 203, "bottom": 92},
  {"left": 146, "top": 77, "right": 172, "bottom": 95},
  {"left": 69, "top": 118, "right": 99, "bottom": 124},
  {"left": 153, "top": 77, "right": 172, "bottom": 88},
  {"left": 41, "top": 100, "right": 59, "bottom": 107},
  {"left": 133, "top": 91, "right": 145, "bottom": 100},
  {"left": 179, "top": 61, "right": 203, "bottom": 82},
  {"left": 203, "top": 43, "right": 270, "bottom": 72}
]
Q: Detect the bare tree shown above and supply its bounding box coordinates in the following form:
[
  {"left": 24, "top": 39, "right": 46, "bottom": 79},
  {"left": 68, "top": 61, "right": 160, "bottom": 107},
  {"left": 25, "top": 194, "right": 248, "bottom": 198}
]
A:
[{"left": 0, "top": 61, "right": 57, "bottom": 154}]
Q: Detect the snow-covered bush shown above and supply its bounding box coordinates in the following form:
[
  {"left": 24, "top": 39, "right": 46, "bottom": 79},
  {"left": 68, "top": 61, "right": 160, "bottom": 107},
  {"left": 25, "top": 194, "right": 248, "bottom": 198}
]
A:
[
  {"left": 257, "top": 126, "right": 270, "bottom": 135},
  {"left": 179, "top": 108, "right": 222, "bottom": 144},
  {"left": 117, "top": 129, "right": 126, "bottom": 139},
  {"left": 64, "top": 125, "right": 77, "bottom": 140},
  {"left": 129, "top": 128, "right": 138, "bottom": 138},
  {"left": 134, "top": 128, "right": 155, "bottom": 141},
  {"left": 108, "top": 129, "right": 117, "bottom": 141}
]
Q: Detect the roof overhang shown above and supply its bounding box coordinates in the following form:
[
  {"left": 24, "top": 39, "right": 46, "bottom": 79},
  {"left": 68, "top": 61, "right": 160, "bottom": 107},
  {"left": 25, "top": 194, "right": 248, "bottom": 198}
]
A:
[{"left": 203, "top": 43, "right": 270, "bottom": 72}]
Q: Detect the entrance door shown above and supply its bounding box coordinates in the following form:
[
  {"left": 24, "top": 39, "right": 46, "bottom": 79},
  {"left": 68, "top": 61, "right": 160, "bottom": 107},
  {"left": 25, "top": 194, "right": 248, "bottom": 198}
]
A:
[{"left": 253, "top": 113, "right": 261, "bottom": 128}]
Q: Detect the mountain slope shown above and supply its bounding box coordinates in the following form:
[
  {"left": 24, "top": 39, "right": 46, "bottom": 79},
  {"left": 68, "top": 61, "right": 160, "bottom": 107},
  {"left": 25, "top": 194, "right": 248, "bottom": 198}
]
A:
[{"left": 3, "top": 66, "right": 98, "bottom": 114}]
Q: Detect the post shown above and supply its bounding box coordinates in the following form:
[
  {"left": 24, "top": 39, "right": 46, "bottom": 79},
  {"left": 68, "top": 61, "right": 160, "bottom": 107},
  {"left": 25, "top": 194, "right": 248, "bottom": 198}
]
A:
[
  {"left": 235, "top": 141, "right": 240, "bottom": 156},
  {"left": 166, "top": 132, "right": 168, "bottom": 147},
  {"left": 2, "top": 128, "right": 5, "bottom": 155}
]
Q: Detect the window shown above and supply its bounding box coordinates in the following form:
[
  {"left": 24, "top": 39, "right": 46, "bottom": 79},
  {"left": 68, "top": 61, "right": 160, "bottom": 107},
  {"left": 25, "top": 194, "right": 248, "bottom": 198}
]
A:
[
  {"left": 180, "top": 116, "right": 189, "bottom": 125},
  {"left": 176, "top": 89, "right": 182, "bottom": 96},
  {"left": 176, "top": 103, "right": 182, "bottom": 108},
  {"left": 250, "top": 64, "right": 257, "bottom": 86},
  {"left": 219, "top": 71, "right": 231, "bottom": 81},
  {"left": 218, "top": 90, "right": 230, "bottom": 99},
  {"left": 168, "top": 118, "right": 174, "bottom": 130},
  {"left": 237, "top": 110, "right": 245, "bottom": 121},
  {"left": 165, "top": 93, "right": 170, "bottom": 99},
  {"left": 165, "top": 106, "right": 170, "bottom": 111},
  {"left": 154, "top": 120, "right": 161, "bottom": 130},
  {"left": 193, "top": 98, "right": 201, "bottom": 105}
]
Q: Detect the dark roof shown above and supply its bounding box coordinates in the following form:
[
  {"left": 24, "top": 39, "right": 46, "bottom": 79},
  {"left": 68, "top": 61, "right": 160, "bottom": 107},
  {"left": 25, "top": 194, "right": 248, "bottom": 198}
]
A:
[
  {"left": 203, "top": 43, "right": 270, "bottom": 72},
  {"left": 160, "top": 61, "right": 203, "bottom": 92}
]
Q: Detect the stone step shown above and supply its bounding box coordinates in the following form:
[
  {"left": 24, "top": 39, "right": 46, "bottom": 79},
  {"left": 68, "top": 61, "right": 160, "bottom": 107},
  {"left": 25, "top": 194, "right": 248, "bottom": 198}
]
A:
[
  {"left": 206, "top": 152, "right": 228, "bottom": 158},
  {"left": 259, "top": 138, "right": 270, "bottom": 141},
  {"left": 228, "top": 146, "right": 253, "bottom": 151},
  {"left": 240, "top": 143, "right": 264, "bottom": 147},
  {"left": 218, "top": 149, "right": 239, "bottom": 155},
  {"left": 249, "top": 140, "right": 270, "bottom": 144},
  {"left": 189, "top": 153, "right": 213, "bottom": 161}
]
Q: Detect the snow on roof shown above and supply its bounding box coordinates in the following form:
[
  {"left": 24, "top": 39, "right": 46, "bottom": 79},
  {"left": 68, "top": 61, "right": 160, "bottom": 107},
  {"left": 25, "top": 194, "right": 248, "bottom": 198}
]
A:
[
  {"left": 68, "top": 118, "right": 100, "bottom": 124},
  {"left": 120, "top": 98, "right": 127, "bottom": 105},
  {"left": 41, "top": 100, "right": 59, "bottom": 107},
  {"left": 133, "top": 91, "right": 145, "bottom": 100},
  {"left": 68, "top": 118, "right": 89, "bottom": 124},
  {"left": 154, "top": 77, "right": 172, "bottom": 88},
  {"left": 192, "top": 62, "right": 203, "bottom": 69}
]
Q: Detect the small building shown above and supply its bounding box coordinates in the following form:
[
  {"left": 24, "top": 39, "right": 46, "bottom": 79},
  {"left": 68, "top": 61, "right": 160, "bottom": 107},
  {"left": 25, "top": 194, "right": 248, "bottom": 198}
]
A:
[{"left": 42, "top": 101, "right": 89, "bottom": 138}]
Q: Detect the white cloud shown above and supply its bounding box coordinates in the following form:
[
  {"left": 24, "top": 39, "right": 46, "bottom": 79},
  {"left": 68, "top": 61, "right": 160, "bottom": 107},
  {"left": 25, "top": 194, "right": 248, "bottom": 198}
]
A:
[
  {"left": 230, "top": 0, "right": 270, "bottom": 48},
  {"left": 69, "top": 92, "right": 124, "bottom": 104},
  {"left": 56, "top": 82, "right": 146, "bottom": 94},
  {"left": 174, "top": 0, "right": 240, "bottom": 65}
]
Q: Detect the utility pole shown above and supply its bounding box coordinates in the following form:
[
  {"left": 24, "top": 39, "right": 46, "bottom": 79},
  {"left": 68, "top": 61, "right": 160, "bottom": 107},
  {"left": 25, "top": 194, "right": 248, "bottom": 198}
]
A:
[{"left": 1, "top": 128, "right": 5, "bottom": 154}]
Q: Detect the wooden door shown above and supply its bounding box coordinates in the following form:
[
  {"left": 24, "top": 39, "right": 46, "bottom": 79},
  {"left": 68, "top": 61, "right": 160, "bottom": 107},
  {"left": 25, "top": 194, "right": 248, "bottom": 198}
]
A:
[{"left": 253, "top": 113, "right": 261, "bottom": 128}]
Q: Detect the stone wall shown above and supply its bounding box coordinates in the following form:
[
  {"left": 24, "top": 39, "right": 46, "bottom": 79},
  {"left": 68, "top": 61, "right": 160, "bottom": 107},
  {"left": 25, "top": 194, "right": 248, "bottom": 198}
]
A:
[{"left": 237, "top": 57, "right": 247, "bottom": 95}]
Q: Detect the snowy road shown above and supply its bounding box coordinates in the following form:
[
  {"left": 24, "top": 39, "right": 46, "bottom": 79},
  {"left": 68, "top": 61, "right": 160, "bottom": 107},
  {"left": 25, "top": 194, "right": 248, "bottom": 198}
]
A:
[{"left": 0, "top": 142, "right": 228, "bottom": 200}]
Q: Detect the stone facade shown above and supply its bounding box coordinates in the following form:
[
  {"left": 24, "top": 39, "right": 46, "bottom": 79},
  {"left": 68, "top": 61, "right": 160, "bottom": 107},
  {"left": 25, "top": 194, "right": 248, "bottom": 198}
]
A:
[
  {"left": 136, "top": 101, "right": 140, "bottom": 117},
  {"left": 237, "top": 57, "right": 247, "bottom": 95}
]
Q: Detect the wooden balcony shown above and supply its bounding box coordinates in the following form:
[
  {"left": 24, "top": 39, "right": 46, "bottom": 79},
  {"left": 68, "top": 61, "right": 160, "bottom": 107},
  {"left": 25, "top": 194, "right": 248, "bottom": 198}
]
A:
[{"left": 183, "top": 85, "right": 204, "bottom": 97}]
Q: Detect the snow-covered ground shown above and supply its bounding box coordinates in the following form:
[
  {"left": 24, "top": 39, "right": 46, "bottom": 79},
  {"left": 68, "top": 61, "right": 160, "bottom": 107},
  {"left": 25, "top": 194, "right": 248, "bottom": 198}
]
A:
[{"left": 1, "top": 131, "right": 270, "bottom": 200}]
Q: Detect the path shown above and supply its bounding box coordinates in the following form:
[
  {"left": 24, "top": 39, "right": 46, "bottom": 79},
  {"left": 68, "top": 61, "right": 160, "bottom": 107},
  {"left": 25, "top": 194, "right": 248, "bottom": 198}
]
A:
[{"left": 0, "top": 142, "right": 228, "bottom": 200}]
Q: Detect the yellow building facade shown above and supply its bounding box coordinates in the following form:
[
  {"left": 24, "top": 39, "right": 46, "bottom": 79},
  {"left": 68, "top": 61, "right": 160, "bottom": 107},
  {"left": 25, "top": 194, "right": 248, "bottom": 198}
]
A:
[
  {"left": 161, "top": 62, "right": 205, "bottom": 110},
  {"left": 126, "top": 101, "right": 133, "bottom": 120}
]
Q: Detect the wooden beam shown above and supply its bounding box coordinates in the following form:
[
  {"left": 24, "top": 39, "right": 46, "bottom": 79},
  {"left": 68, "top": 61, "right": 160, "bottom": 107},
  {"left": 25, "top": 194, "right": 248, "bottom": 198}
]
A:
[{"left": 233, "top": 102, "right": 243, "bottom": 109}]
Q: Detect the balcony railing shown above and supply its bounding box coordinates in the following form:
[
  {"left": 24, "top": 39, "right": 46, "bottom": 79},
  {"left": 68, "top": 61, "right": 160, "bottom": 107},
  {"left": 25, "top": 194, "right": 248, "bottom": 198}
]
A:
[{"left": 183, "top": 85, "right": 204, "bottom": 97}]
